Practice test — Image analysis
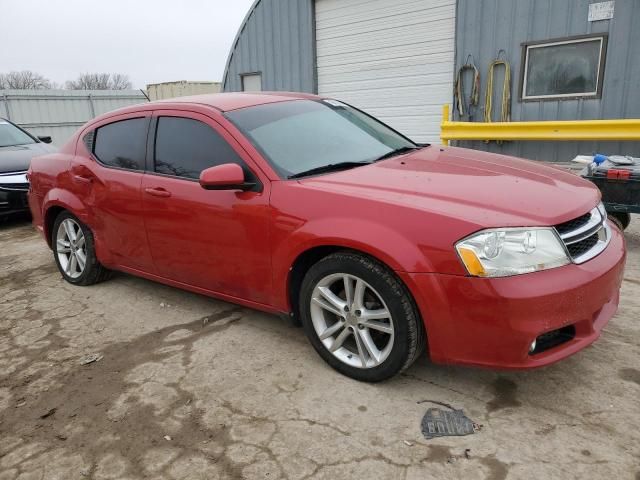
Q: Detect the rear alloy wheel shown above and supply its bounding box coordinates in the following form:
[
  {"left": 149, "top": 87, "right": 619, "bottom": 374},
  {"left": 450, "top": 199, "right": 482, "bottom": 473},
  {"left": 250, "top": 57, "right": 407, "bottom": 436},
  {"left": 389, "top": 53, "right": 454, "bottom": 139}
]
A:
[
  {"left": 52, "top": 211, "right": 111, "bottom": 285},
  {"left": 56, "top": 217, "right": 87, "bottom": 279},
  {"left": 299, "top": 252, "right": 424, "bottom": 382}
]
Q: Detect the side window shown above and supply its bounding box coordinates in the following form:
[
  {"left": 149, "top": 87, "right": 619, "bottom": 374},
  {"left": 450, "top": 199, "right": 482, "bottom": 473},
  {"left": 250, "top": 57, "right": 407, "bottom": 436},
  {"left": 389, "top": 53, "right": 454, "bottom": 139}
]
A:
[
  {"left": 93, "top": 118, "right": 148, "bottom": 170},
  {"left": 154, "top": 117, "right": 245, "bottom": 179}
]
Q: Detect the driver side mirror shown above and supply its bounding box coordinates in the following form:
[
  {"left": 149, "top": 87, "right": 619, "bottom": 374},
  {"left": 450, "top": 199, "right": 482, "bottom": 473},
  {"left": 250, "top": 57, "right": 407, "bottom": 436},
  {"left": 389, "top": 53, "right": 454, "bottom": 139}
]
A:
[
  {"left": 37, "top": 136, "right": 53, "bottom": 144},
  {"left": 199, "top": 163, "right": 255, "bottom": 191}
]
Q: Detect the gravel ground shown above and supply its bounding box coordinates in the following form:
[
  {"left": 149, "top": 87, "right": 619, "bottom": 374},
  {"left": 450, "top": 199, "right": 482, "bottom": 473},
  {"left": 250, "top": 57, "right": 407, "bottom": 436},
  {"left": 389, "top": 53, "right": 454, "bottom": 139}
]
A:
[{"left": 0, "top": 215, "right": 639, "bottom": 480}]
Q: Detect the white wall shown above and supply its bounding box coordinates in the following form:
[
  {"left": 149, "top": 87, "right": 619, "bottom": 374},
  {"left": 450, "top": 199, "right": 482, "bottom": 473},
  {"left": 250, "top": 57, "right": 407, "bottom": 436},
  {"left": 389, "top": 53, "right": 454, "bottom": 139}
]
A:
[{"left": 315, "top": 0, "right": 456, "bottom": 143}]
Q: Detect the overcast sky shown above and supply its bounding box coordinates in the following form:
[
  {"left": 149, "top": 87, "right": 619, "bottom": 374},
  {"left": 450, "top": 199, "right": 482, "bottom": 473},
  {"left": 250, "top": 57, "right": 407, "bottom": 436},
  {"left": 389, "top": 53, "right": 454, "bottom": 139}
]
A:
[{"left": 0, "top": 0, "right": 255, "bottom": 89}]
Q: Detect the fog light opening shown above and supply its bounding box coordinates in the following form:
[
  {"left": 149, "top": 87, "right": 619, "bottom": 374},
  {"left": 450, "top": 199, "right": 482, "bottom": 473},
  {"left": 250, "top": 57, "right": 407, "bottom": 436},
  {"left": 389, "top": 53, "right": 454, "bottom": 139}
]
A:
[{"left": 528, "top": 325, "right": 576, "bottom": 356}]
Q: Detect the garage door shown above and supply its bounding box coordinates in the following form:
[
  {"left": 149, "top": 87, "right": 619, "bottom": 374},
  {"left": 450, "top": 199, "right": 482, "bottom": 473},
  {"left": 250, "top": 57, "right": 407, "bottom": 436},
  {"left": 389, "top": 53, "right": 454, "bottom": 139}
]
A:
[{"left": 315, "top": 0, "right": 455, "bottom": 143}]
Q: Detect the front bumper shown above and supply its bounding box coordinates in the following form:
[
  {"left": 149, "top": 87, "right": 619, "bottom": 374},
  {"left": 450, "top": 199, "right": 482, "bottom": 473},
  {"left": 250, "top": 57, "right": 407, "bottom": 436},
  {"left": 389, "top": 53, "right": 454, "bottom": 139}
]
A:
[
  {"left": 0, "top": 171, "right": 30, "bottom": 216},
  {"left": 401, "top": 223, "right": 626, "bottom": 369},
  {"left": 0, "top": 189, "right": 29, "bottom": 216}
]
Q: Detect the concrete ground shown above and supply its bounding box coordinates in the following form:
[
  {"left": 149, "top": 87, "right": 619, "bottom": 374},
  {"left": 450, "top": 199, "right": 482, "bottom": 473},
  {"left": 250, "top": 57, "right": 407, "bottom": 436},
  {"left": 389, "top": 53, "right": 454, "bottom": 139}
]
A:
[{"left": 1, "top": 215, "right": 639, "bottom": 480}]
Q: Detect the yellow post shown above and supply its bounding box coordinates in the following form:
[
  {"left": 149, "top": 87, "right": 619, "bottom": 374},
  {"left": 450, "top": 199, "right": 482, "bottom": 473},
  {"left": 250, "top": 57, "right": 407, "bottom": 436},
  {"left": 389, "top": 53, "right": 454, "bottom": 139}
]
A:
[{"left": 441, "top": 104, "right": 450, "bottom": 146}]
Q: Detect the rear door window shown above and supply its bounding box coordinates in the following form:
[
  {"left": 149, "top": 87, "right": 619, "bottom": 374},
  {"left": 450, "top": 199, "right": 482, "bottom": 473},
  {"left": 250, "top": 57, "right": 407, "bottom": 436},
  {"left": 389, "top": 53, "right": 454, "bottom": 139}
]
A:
[
  {"left": 93, "top": 118, "right": 148, "bottom": 170},
  {"left": 154, "top": 116, "right": 245, "bottom": 179}
]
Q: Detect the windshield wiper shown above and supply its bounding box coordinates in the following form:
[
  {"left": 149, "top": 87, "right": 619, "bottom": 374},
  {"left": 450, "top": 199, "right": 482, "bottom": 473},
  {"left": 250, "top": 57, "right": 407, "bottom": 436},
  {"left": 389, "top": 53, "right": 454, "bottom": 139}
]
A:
[
  {"left": 288, "top": 161, "right": 371, "bottom": 179},
  {"left": 373, "top": 145, "right": 422, "bottom": 162}
]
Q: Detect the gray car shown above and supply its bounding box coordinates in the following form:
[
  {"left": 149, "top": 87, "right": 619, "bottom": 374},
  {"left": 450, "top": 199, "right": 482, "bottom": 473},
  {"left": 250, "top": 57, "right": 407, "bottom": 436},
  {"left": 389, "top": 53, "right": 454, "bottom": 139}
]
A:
[{"left": 0, "top": 118, "right": 56, "bottom": 217}]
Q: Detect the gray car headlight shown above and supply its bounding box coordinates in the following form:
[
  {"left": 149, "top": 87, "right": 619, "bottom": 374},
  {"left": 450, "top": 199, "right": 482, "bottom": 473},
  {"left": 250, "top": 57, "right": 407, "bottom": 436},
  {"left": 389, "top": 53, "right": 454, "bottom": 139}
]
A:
[{"left": 455, "top": 228, "right": 570, "bottom": 277}]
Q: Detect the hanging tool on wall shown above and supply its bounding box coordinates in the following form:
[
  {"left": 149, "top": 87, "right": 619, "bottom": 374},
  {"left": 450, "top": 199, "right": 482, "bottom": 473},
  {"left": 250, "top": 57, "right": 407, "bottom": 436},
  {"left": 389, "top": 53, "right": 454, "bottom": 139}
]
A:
[
  {"left": 484, "top": 50, "right": 511, "bottom": 143},
  {"left": 454, "top": 55, "right": 480, "bottom": 121}
]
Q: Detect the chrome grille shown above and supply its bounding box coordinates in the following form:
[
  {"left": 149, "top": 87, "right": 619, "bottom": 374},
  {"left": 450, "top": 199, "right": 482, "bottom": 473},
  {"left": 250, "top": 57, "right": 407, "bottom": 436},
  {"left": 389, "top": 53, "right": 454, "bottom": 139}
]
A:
[
  {"left": 555, "top": 212, "right": 591, "bottom": 236},
  {"left": 0, "top": 171, "right": 29, "bottom": 192},
  {"left": 554, "top": 206, "right": 611, "bottom": 264}
]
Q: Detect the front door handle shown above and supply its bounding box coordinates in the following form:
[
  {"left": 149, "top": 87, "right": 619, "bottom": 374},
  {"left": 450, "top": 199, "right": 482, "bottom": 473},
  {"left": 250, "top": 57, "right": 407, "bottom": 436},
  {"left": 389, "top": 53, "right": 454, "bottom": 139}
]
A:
[{"left": 144, "top": 187, "right": 172, "bottom": 198}]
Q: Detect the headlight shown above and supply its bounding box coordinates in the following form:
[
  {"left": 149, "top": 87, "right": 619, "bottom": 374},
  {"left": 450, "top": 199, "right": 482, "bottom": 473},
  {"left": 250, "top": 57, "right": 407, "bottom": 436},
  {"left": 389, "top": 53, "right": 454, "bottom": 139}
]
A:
[
  {"left": 456, "top": 228, "right": 570, "bottom": 277},
  {"left": 597, "top": 202, "right": 607, "bottom": 223}
]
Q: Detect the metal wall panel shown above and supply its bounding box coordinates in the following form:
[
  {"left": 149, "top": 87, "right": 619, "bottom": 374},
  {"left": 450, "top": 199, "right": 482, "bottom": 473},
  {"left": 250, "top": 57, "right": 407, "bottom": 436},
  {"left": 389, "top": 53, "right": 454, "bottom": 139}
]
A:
[
  {"left": 455, "top": 0, "right": 640, "bottom": 161},
  {"left": 0, "top": 90, "right": 147, "bottom": 146},
  {"left": 146, "top": 81, "right": 221, "bottom": 101},
  {"left": 316, "top": 0, "right": 456, "bottom": 143},
  {"left": 223, "top": 0, "right": 316, "bottom": 93}
]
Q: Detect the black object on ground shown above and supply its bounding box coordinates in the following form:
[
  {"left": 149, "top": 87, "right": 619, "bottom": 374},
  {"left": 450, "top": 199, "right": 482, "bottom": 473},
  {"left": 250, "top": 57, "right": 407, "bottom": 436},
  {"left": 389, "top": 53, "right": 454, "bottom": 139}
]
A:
[{"left": 421, "top": 407, "right": 476, "bottom": 439}]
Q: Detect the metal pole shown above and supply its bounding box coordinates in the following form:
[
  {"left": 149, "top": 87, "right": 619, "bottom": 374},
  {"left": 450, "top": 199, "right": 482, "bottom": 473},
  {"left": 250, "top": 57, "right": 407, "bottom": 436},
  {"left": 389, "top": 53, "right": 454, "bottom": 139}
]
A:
[{"left": 2, "top": 93, "right": 12, "bottom": 120}]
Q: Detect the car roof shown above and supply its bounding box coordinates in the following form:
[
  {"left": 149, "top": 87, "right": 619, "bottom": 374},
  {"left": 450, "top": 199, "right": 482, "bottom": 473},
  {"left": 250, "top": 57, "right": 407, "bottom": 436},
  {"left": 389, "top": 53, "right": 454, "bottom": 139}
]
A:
[
  {"left": 155, "top": 91, "right": 322, "bottom": 112},
  {"left": 87, "top": 92, "right": 324, "bottom": 127}
]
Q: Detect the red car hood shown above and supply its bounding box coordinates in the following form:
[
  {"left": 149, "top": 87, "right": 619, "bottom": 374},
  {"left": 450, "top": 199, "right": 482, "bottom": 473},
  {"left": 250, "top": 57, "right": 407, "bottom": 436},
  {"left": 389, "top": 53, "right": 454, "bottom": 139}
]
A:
[{"left": 299, "top": 146, "right": 600, "bottom": 227}]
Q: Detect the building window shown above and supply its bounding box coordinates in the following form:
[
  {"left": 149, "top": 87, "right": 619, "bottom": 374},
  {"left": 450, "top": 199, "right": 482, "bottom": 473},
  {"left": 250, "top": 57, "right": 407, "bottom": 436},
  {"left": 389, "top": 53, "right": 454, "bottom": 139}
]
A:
[
  {"left": 241, "top": 73, "right": 262, "bottom": 92},
  {"left": 520, "top": 34, "right": 607, "bottom": 101}
]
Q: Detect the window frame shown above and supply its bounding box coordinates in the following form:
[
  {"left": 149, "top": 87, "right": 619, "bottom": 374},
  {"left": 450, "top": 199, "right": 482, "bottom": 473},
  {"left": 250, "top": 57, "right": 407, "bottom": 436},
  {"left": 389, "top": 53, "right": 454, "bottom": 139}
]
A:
[
  {"left": 519, "top": 33, "right": 608, "bottom": 102},
  {"left": 85, "top": 115, "right": 151, "bottom": 173},
  {"left": 146, "top": 110, "right": 263, "bottom": 191}
]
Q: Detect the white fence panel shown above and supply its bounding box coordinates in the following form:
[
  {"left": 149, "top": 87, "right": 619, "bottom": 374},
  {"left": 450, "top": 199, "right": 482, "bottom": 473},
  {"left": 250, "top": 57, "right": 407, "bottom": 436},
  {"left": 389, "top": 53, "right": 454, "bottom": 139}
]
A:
[{"left": 0, "top": 90, "right": 148, "bottom": 146}]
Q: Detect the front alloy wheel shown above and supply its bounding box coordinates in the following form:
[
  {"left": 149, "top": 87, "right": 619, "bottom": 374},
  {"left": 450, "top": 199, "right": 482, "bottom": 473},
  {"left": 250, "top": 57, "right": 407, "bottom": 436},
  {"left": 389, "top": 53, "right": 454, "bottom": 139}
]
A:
[
  {"left": 311, "top": 273, "right": 394, "bottom": 369},
  {"left": 300, "top": 251, "right": 424, "bottom": 382}
]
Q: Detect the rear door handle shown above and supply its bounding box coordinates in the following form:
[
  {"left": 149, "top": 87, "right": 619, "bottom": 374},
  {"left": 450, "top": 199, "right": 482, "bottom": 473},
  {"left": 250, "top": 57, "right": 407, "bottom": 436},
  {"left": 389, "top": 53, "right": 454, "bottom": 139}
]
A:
[
  {"left": 144, "top": 187, "right": 172, "bottom": 198},
  {"left": 73, "top": 174, "right": 93, "bottom": 184}
]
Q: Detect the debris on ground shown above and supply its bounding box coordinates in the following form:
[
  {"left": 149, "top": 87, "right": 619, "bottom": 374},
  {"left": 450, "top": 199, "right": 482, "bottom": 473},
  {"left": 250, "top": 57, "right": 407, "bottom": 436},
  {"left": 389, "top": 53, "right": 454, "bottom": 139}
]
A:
[
  {"left": 403, "top": 440, "right": 414, "bottom": 447},
  {"left": 417, "top": 399, "right": 456, "bottom": 410},
  {"left": 79, "top": 353, "right": 103, "bottom": 365},
  {"left": 464, "top": 448, "right": 471, "bottom": 459},
  {"left": 164, "top": 435, "right": 172, "bottom": 441},
  {"left": 40, "top": 408, "right": 57, "bottom": 419},
  {"left": 420, "top": 406, "right": 476, "bottom": 439}
]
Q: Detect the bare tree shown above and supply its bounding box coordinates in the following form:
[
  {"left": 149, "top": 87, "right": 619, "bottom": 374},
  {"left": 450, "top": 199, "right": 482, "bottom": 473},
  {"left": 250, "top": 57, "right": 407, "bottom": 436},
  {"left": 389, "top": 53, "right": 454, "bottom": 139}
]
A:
[
  {"left": 65, "top": 73, "right": 132, "bottom": 90},
  {"left": 0, "top": 71, "right": 52, "bottom": 89},
  {"left": 109, "top": 73, "right": 132, "bottom": 90}
]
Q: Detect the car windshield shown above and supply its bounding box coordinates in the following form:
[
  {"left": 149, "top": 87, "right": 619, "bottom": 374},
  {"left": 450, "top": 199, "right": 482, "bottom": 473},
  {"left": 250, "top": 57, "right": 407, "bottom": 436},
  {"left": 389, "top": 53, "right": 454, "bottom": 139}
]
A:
[
  {"left": 225, "top": 99, "right": 416, "bottom": 178},
  {"left": 0, "top": 120, "right": 36, "bottom": 147}
]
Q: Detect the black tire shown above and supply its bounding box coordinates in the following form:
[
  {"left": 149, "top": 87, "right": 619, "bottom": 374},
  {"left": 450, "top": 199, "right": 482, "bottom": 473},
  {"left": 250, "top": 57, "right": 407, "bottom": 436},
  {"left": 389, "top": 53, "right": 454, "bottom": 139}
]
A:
[
  {"left": 299, "top": 251, "right": 425, "bottom": 382},
  {"left": 608, "top": 212, "right": 631, "bottom": 231},
  {"left": 52, "top": 211, "right": 112, "bottom": 286}
]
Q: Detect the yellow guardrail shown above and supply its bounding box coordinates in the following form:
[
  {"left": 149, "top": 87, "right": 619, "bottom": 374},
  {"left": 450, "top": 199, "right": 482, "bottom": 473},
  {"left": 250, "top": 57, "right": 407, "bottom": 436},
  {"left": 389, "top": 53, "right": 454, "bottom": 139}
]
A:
[{"left": 440, "top": 105, "right": 640, "bottom": 145}]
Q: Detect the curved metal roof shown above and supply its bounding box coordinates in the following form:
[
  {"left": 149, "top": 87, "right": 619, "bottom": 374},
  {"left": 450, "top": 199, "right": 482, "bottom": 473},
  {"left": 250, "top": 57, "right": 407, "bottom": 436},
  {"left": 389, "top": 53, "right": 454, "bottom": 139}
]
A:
[{"left": 222, "top": 0, "right": 263, "bottom": 90}]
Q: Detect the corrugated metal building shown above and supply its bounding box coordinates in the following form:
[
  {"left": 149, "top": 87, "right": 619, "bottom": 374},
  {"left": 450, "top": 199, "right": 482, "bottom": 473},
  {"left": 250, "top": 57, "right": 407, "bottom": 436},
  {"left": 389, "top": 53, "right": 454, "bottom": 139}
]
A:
[
  {"left": 146, "top": 81, "right": 222, "bottom": 101},
  {"left": 223, "top": 0, "right": 639, "bottom": 160},
  {"left": 0, "top": 90, "right": 148, "bottom": 146},
  {"left": 223, "top": 0, "right": 317, "bottom": 94},
  {"left": 455, "top": 0, "right": 640, "bottom": 161}
]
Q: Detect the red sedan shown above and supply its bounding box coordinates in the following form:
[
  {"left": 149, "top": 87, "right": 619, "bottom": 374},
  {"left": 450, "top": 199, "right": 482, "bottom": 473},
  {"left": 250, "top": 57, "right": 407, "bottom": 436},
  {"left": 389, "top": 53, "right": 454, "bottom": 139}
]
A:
[{"left": 28, "top": 93, "right": 626, "bottom": 381}]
